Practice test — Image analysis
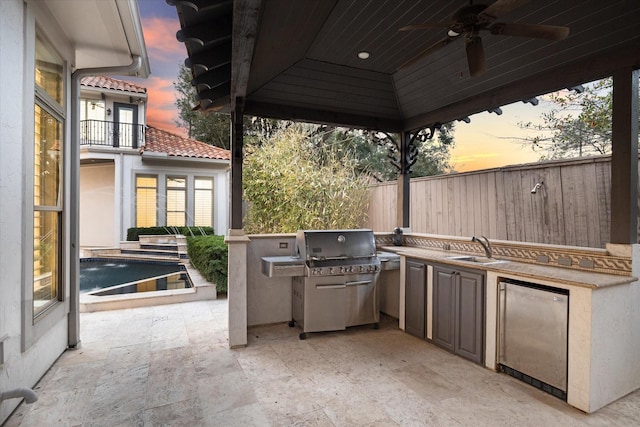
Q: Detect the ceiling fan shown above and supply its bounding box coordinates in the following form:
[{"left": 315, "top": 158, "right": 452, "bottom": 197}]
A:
[{"left": 398, "top": 0, "right": 570, "bottom": 76}]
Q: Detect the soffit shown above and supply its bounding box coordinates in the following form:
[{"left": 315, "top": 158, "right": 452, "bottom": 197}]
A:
[
  {"left": 172, "top": 0, "right": 640, "bottom": 132},
  {"left": 43, "top": 0, "right": 150, "bottom": 76}
]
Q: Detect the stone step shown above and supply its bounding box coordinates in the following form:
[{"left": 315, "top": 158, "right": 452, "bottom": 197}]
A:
[
  {"left": 121, "top": 248, "right": 180, "bottom": 258},
  {"left": 139, "top": 243, "right": 179, "bottom": 251},
  {"left": 91, "top": 252, "right": 179, "bottom": 263}
]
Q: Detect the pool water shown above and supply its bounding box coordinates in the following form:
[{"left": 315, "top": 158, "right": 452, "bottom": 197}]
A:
[{"left": 80, "top": 259, "right": 191, "bottom": 295}]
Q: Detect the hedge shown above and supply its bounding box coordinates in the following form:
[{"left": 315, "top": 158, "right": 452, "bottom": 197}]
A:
[
  {"left": 186, "top": 235, "right": 228, "bottom": 293},
  {"left": 127, "top": 226, "right": 215, "bottom": 241}
]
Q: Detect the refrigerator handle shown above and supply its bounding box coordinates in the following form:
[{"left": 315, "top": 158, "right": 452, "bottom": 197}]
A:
[{"left": 498, "top": 282, "right": 506, "bottom": 362}]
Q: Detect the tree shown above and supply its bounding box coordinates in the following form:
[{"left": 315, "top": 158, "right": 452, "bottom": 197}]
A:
[
  {"left": 409, "top": 123, "right": 455, "bottom": 177},
  {"left": 174, "top": 65, "right": 287, "bottom": 149},
  {"left": 174, "top": 64, "right": 231, "bottom": 149},
  {"left": 305, "top": 124, "right": 455, "bottom": 182},
  {"left": 243, "top": 124, "right": 371, "bottom": 233},
  {"left": 515, "top": 78, "right": 639, "bottom": 160}
]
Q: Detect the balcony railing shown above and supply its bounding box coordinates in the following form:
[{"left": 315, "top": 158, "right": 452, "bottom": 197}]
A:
[{"left": 80, "top": 120, "right": 145, "bottom": 149}]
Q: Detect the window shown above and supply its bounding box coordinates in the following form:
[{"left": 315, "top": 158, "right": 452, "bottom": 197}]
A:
[
  {"left": 80, "top": 99, "right": 106, "bottom": 145},
  {"left": 33, "top": 35, "right": 64, "bottom": 317},
  {"left": 194, "top": 177, "right": 214, "bottom": 227},
  {"left": 35, "top": 35, "right": 63, "bottom": 105},
  {"left": 166, "top": 177, "right": 186, "bottom": 226},
  {"left": 136, "top": 175, "right": 157, "bottom": 227},
  {"left": 80, "top": 99, "right": 105, "bottom": 121}
]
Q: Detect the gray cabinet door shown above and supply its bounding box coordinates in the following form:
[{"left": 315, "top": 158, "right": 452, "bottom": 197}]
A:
[
  {"left": 433, "top": 266, "right": 456, "bottom": 352},
  {"left": 405, "top": 260, "right": 426, "bottom": 339},
  {"left": 433, "top": 266, "right": 485, "bottom": 364},
  {"left": 455, "top": 270, "right": 484, "bottom": 364}
]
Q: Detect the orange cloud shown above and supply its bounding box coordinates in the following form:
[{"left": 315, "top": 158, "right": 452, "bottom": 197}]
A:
[
  {"left": 142, "top": 16, "right": 185, "bottom": 62},
  {"left": 142, "top": 76, "right": 186, "bottom": 135}
]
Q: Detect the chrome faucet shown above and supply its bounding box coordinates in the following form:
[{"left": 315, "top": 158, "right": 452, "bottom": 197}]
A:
[{"left": 472, "top": 235, "right": 492, "bottom": 258}]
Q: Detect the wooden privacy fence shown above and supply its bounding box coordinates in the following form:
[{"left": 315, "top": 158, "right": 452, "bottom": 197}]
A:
[{"left": 367, "top": 155, "right": 639, "bottom": 249}]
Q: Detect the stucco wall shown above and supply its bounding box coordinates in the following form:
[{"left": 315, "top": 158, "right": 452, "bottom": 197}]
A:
[
  {"left": 80, "top": 163, "right": 116, "bottom": 247},
  {"left": 246, "top": 235, "right": 297, "bottom": 326},
  {"left": 78, "top": 151, "right": 230, "bottom": 246},
  {"left": 1, "top": 1, "right": 69, "bottom": 422},
  {"left": 0, "top": 1, "right": 27, "bottom": 421}
]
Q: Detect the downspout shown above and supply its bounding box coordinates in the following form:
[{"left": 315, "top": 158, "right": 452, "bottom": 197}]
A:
[
  {"left": 0, "top": 388, "right": 38, "bottom": 404},
  {"left": 68, "top": 56, "right": 142, "bottom": 348}
]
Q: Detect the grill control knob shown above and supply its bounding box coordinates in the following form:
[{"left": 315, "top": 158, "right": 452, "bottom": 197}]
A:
[
  {"left": 328, "top": 267, "right": 334, "bottom": 275},
  {"left": 359, "top": 266, "right": 365, "bottom": 272}
]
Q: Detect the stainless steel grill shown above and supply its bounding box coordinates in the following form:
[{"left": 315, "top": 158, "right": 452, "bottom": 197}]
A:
[
  {"left": 296, "top": 229, "right": 380, "bottom": 276},
  {"left": 293, "top": 229, "right": 380, "bottom": 339},
  {"left": 261, "top": 229, "right": 382, "bottom": 339}
]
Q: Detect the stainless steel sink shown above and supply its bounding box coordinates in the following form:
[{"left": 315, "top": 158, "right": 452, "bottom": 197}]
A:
[{"left": 445, "top": 255, "right": 508, "bottom": 265}]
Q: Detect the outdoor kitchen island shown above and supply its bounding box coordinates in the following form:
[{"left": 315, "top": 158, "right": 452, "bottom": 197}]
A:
[
  {"left": 378, "top": 235, "right": 640, "bottom": 414},
  {"left": 246, "top": 231, "right": 640, "bottom": 414}
]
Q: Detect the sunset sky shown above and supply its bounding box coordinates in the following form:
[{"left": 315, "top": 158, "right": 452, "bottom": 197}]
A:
[
  {"left": 121, "top": 0, "right": 186, "bottom": 136},
  {"left": 123, "top": 0, "right": 545, "bottom": 172}
]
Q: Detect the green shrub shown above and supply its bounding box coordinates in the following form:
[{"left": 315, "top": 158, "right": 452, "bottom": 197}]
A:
[
  {"left": 243, "top": 124, "right": 371, "bottom": 233},
  {"left": 186, "top": 235, "right": 228, "bottom": 293},
  {"left": 127, "top": 226, "right": 215, "bottom": 241}
]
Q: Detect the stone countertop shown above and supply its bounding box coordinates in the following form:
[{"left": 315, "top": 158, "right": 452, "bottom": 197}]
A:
[{"left": 379, "top": 245, "right": 637, "bottom": 289}]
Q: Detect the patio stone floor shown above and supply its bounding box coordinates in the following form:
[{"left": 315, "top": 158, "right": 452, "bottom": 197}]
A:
[{"left": 4, "top": 298, "right": 640, "bottom": 426}]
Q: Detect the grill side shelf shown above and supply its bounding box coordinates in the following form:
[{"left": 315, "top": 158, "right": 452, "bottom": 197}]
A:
[{"left": 261, "top": 256, "right": 305, "bottom": 277}]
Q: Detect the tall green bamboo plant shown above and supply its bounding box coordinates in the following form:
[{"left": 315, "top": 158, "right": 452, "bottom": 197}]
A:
[{"left": 243, "top": 125, "right": 371, "bottom": 233}]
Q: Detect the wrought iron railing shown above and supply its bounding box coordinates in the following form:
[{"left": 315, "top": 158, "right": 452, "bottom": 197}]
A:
[{"left": 80, "top": 120, "right": 145, "bottom": 149}]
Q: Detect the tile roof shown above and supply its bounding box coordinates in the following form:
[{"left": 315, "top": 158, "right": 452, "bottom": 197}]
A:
[
  {"left": 143, "top": 126, "right": 231, "bottom": 160},
  {"left": 81, "top": 76, "right": 147, "bottom": 94}
]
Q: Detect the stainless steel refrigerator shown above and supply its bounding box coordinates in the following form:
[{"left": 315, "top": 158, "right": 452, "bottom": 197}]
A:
[{"left": 498, "top": 279, "right": 569, "bottom": 400}]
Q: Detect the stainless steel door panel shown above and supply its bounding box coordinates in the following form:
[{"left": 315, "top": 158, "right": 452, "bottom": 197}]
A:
[
  {"left": 499, "top": 282, "right": 568, "bottom": 391},
  {"left": 345, "top": 275, "right": 379, "bottom": 327},
  {"left": 302, "top": 278, "right": 347, "bottom": 333}
]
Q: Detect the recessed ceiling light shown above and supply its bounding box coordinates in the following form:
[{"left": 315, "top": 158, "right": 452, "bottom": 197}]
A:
[{"left": 357, "top": 51, "right": 370, "bottom": 60}]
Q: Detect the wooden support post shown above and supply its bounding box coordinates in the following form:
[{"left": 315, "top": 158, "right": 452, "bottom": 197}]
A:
[
  {"left": 610, "top": 69, "right": 639, "bottom": 244},
  {"left": 230, "top": 99, "right": 244, "bottom": 229},
  {"left": 226, "top": 97, "right": 248, "bottom": 348},
  {"left": 396, "top": 131, "right": 411, "bottom": 228}
]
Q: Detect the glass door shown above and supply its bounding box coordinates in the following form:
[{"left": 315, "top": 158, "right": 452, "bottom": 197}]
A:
[{"left": 113, "top": 102, "right": 138, "bottom": 148}]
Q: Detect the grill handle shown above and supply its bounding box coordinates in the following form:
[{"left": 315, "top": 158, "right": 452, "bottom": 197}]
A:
[
  {"left": 315, "top": 284, "right": 347, "bottom": 290},
  {"left": 345, "top": 280, "right": 373, "bottom": 287}
]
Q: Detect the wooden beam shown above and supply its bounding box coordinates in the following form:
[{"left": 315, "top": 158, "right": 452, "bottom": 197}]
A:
[
  {"left": 397, "top": 131, "right": 411, "bottom": 228},
  {"left": 244, "top": 101, "right": 403, "bottom": 132},
  {"left": 610, "top": 69, "right": 639, "bottom": 244},
  {"left": 230, "top": 98, "right": 245, "bottom": 230},
  {"left": 231, "top": 0, "right": 261, "bottom": 111},
  {"left": 404, "top": 44, "right": 640, "bottom": 131}
]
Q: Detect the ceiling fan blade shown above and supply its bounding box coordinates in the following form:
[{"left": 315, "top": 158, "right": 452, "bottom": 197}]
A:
[
  {"left": 399, "top": 23, "right": 448, "bottom": 32},
  {"left": 465, "top": 36, "right": 486, "bottom": 77},
  {"left": 398, "top": 37, "right": 456, "bottom": 70},
  {"left": 479, "top": 0, "right": 530, "bottom": 22},
  {"left": 490, "top": 22, "right": 570, "bottom": 41}
]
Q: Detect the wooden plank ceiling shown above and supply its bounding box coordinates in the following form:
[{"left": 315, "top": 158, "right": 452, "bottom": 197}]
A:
[{"left": 169, "top": 0, "right": 640, "bottom": 132}]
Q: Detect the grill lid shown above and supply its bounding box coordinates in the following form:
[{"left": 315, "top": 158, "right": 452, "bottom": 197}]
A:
[{"left": 296, "top": 229, "right": 377, "bottom": 262}]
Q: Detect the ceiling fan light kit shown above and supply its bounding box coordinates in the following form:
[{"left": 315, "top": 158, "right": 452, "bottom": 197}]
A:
[{"left": 399, "top": 0, "right": 570, "bottom": 76}]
